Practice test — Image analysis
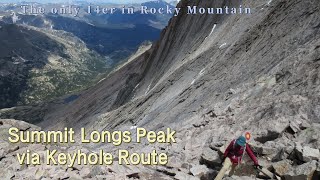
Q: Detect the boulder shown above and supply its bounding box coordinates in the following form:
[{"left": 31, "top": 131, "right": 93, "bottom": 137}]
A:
[
  {"left": 181, "top": 162, "right": 192, "bottom": 170},
  {"left": 292, "top": 144, "right": 320, "bottom": 163},
  {"left": 189, "top": 164, "right": 217, "bottom": 180},
  {"left": 79, "top": 167, "right": 91, "bottom": 178},
  {"left": 254, "top": 130, "right": 281, "bottom": 144},
  {"left": 190, "top": 165, "right": 209, "bottom": 177},
  {"left": 209, "top": 140, "right": 225, "bottom": 151},
  {"left": 299, "top": 122, "right": 311, "bottom": 130},
  {"left": 291, "top": 143, "right": 304, "bottom": 163},
  {"left": 271, "top": 160, "right": 293, "bottom": 176},
  {"left": 250, "top": 143, "right": 277, "bottom": 156},
  {"left": 201, "top": 169, "right": 218, "bottom": 180},
  {"left": 272, "top": 148, "right": 287, "bottom": 162},
  {"left": 254, "top": 117, "right": 289, "bottom": 143},
  {"left": 261, "top": 146, "right": 277, "bottom": 156},
  {"left": 166, "top": 156, "right": 183, "bottom": 168},
  {"left": 285, "top": 145, "right": 295, "bottom": 155},
  {"left": 68, "top": 171, "right": 83, "bottom": 180},
  {"left": 295, "top": 124, "right": 320, "bottom": 149},
  {"left": 302, "top": 146, "right": 320, "bottom": 162},
  {"left": 91, "top": 165, "right": 106, "bottom": 177},
  {"left": 283, "top": 160, "right": 317, "bottom": 180},
  {"left": 200, "top": 147, "right": 221, "bottom": 168},
  {"left": 218, "top": 144, "right": 227, "bottom": 156},
  {"left": 174, "top": 171, "right": 199, "bottom": 180},
  {"left": 288, "top": 121, "right": 300, "bottom": 134},
  {"left": 313, "top": 162, "right": 320, "bottom": 180}
]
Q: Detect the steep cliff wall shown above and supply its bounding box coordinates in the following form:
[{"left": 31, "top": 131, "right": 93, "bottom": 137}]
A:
[{"left": 1, "top": 0, "right": 319, "bottom": 179}]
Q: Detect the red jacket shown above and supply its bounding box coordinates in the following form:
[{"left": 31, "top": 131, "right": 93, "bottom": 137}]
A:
[{"left": 224, "top": 139, "right": 258, "bottom": 165}]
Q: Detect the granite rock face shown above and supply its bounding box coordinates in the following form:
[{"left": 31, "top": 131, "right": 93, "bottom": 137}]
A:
[{"left": 0, "top": 0, "right": 320, "bottom": 179}]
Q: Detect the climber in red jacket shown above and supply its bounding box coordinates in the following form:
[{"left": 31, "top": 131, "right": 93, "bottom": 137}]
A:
[{"left": 214, "top": 136, "right": 261, "bottom": 180}]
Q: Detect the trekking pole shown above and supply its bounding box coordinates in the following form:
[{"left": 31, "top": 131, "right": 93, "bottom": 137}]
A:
[{"left": 254, "top": 165, "right": 281, "bottom": 180}]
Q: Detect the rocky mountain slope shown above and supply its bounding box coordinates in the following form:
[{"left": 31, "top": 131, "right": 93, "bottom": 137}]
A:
[
  {"left": 0, "top": 23, "right": 108, "bottom": 109},
  {"left": 0, "top": 0, "right": 172, "bottom": 64},
  {"left": 2, "top": 13, "right": 161, "bottom": 64},
  {"left": 1, "top": 0, "right": 320, "bottom": 179},
  {"left": 0, "top": 0, "right": 171, "bottom": 109}
]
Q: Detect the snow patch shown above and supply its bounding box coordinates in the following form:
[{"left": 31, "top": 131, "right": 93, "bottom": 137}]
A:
[
  {"left": 145, "top": 83, "right": 151, "bottom": 95},
  {"left": 219, "top": 43, "right": 227, "bottom": 49},
  {"left": 98, "top": 78, "right": 106, "bottom": 84},
  {"left": 130, "top": 126, "right": 137, "bottom": 130},
  {"left": 199, "top": 68, "right": 205, "bottom": 76},
  {"left": 267, "top": 0, "right": 272, "bottom": 5},
  {"left": 87, "top": 22, "right": 95, "bottom": 26},
  {"left": 134, "top": 83, "right": 140, "bottom": 90},
  {"left": 191, "top": 68, "right": 206, "bottom": 85},
  {"left": 11, "top": 12, "right": 19, "bottom": 24},
  {"left": 209, "top": 24, "right": 217, "bottom": 37}
]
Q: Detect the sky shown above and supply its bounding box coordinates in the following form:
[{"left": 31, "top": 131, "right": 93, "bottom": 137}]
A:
[{"left": 0, "top": 0, "right": 175, "bottom": 4}]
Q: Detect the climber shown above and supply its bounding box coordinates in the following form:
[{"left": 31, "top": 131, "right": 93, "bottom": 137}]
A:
[{"left": 214, "top": 136, "right": 261, "bottom": 180}]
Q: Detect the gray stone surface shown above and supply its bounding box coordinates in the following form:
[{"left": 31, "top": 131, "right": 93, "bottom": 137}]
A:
[
  {"left": 272, "top": 160, "right": 293, "bottom": 176},
  {"left": 283, "top": 161, "right": 318, "bottom": 180},
  {"left": 0, "top": 0, "right": 320, "bottom": 179},
  {"left": 200, "top": 147, "right": 221, "bottom": 167}
]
